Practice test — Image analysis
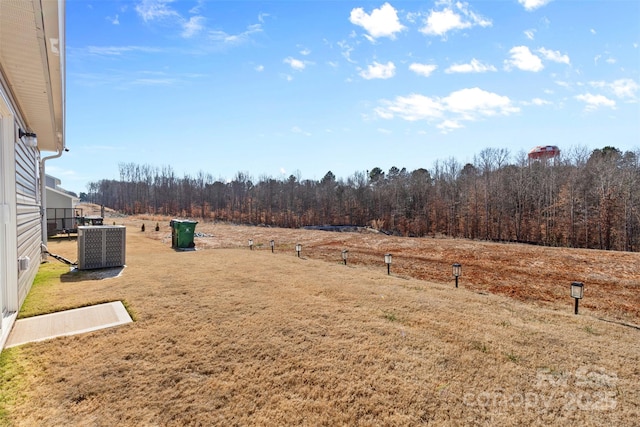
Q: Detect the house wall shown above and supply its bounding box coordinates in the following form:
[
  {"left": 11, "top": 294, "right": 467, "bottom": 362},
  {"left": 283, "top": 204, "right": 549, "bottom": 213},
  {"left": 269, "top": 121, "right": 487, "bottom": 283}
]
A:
[
  {"left": 15, "top": 126, "right": 41, "bottom": 306},
  {"left": 0, "top": 87, "right": 19, "bottom": 348},
  {"left": 46, "top": 187, "right": 73, "bottom": 210},
  {"left": 0, "top": 80, "right": 41, "bottom": 349},
  {"left": 45, "top": 187, "right": 77, "bottom": 234},
  {"left": 46, "top": 175, "right": 61, "bottom": 189},
  {"left": 0, "top": 0, "right": 64, "bottom": 351}
]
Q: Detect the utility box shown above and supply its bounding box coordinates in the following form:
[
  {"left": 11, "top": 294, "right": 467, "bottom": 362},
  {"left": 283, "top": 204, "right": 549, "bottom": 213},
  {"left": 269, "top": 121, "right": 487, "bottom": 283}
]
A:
[
  {"left": 170, "top": 219, "right": 198, "bottom": 249},
  {"left": 77, "top": 226, "right": 126, "bottom": 270}
]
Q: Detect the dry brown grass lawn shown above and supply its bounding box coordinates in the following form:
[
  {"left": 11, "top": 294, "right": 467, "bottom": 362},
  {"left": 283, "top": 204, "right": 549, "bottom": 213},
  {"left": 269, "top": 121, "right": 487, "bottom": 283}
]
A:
[{"left": 2, "top": 212, "right": 639, "bottom": 425}]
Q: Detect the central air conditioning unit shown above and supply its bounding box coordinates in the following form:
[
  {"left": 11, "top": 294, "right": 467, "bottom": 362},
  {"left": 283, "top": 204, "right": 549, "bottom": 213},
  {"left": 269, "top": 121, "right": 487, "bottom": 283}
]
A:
[{"left": 77, "top": 226, "right": 126, "bottom": 270}]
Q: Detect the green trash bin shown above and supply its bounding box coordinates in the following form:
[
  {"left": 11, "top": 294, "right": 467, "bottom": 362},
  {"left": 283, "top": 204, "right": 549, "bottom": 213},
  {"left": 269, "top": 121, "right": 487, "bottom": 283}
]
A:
[{"left": 170, "top": 219, "right": 198, "bottom": 249}]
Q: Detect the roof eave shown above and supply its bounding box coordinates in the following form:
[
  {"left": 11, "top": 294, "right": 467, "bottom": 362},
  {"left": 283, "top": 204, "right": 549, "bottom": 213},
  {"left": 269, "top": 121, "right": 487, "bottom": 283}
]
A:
[{"left": 0, "top": 0, "right": 65, "bottom": 153}]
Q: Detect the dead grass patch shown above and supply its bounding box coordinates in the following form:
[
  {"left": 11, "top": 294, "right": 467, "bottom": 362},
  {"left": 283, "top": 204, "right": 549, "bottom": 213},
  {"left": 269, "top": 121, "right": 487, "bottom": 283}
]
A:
[
  {"left": 145, "top": 219, "right": 639, "bottom": 326},
  {"left": 18, "top": 263, "right": 125, "bottom": 320},
  {"left": 1, "top": 218, "right": 638, "bottom": 425},
  {"left": 17, "top": 263, "right": 70, "bottom": 319}
]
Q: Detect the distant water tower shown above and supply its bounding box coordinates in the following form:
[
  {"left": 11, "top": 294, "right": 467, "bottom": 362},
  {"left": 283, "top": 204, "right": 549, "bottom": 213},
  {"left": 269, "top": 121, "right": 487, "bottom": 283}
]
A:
[{"left": 528, "top": 145, "right": 560, "bottom": 162}]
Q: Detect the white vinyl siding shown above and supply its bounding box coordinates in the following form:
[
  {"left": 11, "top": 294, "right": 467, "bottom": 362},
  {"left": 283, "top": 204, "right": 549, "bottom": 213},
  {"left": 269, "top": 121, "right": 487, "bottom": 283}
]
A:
[
  {"left": 0, "top": 0, "right": 64, "bottom": 351},
  {"left": 0, "top": 92, "right": 19, "bottom": 349},
  {"left": 15, "top": 132, "right": 40, "bottom": 306}
]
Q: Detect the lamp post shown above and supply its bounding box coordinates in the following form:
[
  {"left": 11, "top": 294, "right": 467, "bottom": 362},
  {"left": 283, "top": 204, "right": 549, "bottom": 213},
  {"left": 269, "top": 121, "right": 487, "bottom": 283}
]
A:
[
  {"left": 342, "top": 250, "right": 348, "bottom": 265},
  {"left": 270, "top": 240, "right": 275, "bottom": 253},
  {"left": 384, "top": 253, "right": 392, "bottom": 275},
  {"left": 248, "top": 239, "right": 253, "bottom": 250},
  {"left": 452, "top": 263, "right": 461, "bottom": 288},
  {"left": 571, "top": 282, "right": 584, "bottom": 315},
  {"left": 295, "top": 244, "right": 302, "bottom": 258}
]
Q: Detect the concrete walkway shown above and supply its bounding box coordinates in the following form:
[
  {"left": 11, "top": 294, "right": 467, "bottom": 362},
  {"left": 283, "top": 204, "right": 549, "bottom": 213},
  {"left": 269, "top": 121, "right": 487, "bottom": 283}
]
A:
[{"left": 4, "top": 301, "right": 132, "bottom": 348}]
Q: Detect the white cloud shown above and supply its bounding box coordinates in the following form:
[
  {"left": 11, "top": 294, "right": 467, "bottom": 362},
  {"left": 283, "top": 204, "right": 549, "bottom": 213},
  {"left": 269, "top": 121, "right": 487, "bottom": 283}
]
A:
[
  {"left": 376, "top": 94, "right": 444, "bottom": 121},
  {"left": 86, "top": 46, "right": 162, "bottom": 56},
  {"left": 611, "top": 79, "right": 639, "bottom": 99},
  {"left": 255, "top": 65, "right": 264, "bottom": 72},
  {"left": 135, "top": 0, "right": 180, "bottom": 22},
  {"left": 538, "top": 47, "right": 570, "bottom": 64},
  {"left": 108, "top": 14, "right": 120, "bottom": 25},
  {"left": 300, "top": 48, "right": 311, "bottom": 56},
  {"left": 505, "top": 46, "right": 544, "bottom": 72},
  {"left": 209, "top": 24, "right": 263, "bottom": 46},
  {"left": 437, "top": 120, "right": 463, "bottom": 133},
  {"left": 132, "top": 78, "right": 177, "bottom": 86},
  {"left": 445, "top": 58, "right": 496, "bottom": 74},
  {"left": 136, "top": 1, "right": 263, "bottom": 47},
  {"left": 405, "top": 12, "right": 420, "bottom": 25},
  {"left": 284, "top": 57, "right": 306, "bottom": 71},
  {"left": 375, "top": 87, "right": 519, "bottom": 131},
  {"left": 349, "top": 2, "right": 405, "bottom": 40},
  {"left": 524, "top": 29, "right": 535, "bottom": 40},
  {"left": 443, "top": 87, "right": 519, "bottom": 116},
  {"left": 375, "top": 108, "right": 394, "bottom": 119},
  {"left": 360, "top": 61, "right": 396, "bottom": 80},
  {"left": 531, "top": 98, "right": 551, "bottom": 106},
  {"left": 420, "top": 1, "right": 491, "bottom": 37},
  {"left": 590, "top": 28, "right": 596, "bottom": 35},
  {"left": 422, "top": 8, "right": 467, "bottom": 36},
  {"left": 575, "top": 93, "right": 616, "bottom": 111},
  {"left": 377, "top": 128, "right": 392, "bottom": 135},
  {"left": 291, "top": 126, "right": 311, "bottom": 136},
  {"left": 182, "top": 16, "right": 205, "bottom": 38},
  {"left": 337, "top": 40, "right": 357, "bottom": 64},
  {"left": 518, "top": 0, "right": 553, "bottom": 11},
  {"left": 188, "top": 0, "right": 204, "bottom": 15},
  {"left": 409, "top": 63, "right": 437, "bottom": 77},
  {"left": 590, "top": 78, "right": 639, "bottom": 100}
]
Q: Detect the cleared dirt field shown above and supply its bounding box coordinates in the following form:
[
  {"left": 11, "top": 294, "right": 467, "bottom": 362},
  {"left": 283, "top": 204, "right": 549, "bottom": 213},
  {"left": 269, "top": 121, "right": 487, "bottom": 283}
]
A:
[{"left": 1, "top": 211, "right": 639, "bottom": 425}]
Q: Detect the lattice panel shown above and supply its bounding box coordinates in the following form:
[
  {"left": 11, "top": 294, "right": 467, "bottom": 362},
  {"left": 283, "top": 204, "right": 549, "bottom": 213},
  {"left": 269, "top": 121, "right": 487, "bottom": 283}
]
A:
[{"left": 78, "top": 226, "right": 126, "bottom": 270}]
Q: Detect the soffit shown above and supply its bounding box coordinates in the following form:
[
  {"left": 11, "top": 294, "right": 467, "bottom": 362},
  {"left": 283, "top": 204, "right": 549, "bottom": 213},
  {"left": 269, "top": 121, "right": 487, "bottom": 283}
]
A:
[{"left": 0, "top": 0, "right": 64, "bottom": 152}]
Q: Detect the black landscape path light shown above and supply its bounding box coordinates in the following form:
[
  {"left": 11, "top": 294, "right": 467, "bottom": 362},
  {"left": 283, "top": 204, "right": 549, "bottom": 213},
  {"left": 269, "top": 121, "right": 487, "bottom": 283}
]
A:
[
  {"left": 452, "top": 263, "right": 462, "bottom": 288},
  {"left": 295, "top": 243, "right": 302, "bottom": 258},
  {"left": 342, "top": 250, "right": 348, "bottom": 265},
  {"left": 571, "top": 282, "right": 584, "bottom": 315},
  {"left": 270, "top": 240, "right": 275, "bottom": 253},
  {"left": 248, "top": 239, "right": 254, "bottom": 250},
  {"left": 385, "top": 253, "right": 392, "bottom": 275}
]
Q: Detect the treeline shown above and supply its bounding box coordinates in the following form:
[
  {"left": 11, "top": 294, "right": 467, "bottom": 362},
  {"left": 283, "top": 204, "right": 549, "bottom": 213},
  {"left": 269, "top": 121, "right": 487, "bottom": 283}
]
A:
[{"left": 83, "top": 146, "right": 640, "bottom": 252}]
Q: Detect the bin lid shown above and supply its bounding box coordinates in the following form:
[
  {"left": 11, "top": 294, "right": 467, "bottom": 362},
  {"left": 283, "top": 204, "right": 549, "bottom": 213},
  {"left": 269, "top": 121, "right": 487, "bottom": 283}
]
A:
[{"left": 170, "top": 219, "right": 198, "bottom": 227}]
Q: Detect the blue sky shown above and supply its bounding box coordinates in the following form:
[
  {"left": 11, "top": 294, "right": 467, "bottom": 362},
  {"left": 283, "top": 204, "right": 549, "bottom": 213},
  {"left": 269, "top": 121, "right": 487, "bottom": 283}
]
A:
[{"left": 53, "top": 0, "right": 639, "bottom": 195}]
